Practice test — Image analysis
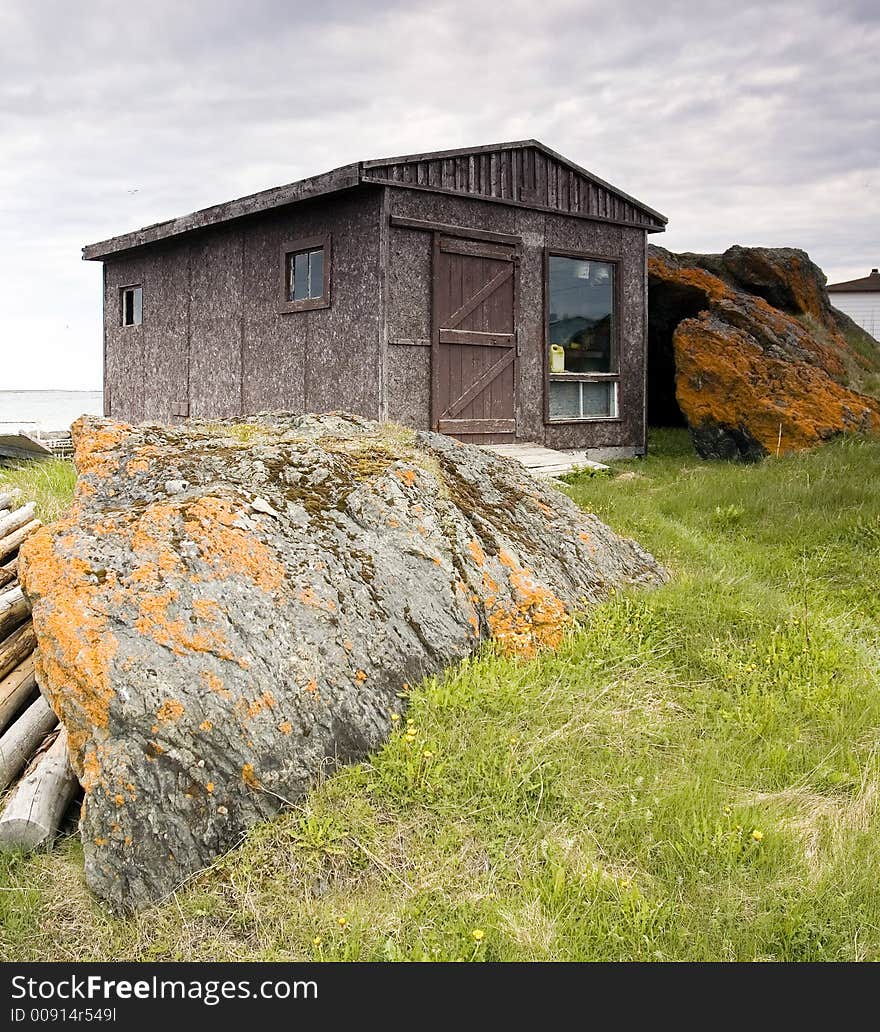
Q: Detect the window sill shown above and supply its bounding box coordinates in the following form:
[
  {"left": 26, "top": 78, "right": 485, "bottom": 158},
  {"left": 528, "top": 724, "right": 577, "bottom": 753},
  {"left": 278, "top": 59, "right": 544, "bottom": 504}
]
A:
[
  {"left": 548, "top": 372, "right": 619, "bottom": 380},
  {"left": 545, "top": 416, "right": 622, "bottom": 425},
  {"left": 279, "top": 297, "right": 330, "bottom": 314}
]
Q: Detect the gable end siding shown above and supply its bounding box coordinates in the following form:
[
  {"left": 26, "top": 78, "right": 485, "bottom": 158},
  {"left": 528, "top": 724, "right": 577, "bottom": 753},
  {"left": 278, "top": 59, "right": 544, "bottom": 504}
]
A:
[{"left": 362, "top": 145, "right": 662, "bottom": 231}]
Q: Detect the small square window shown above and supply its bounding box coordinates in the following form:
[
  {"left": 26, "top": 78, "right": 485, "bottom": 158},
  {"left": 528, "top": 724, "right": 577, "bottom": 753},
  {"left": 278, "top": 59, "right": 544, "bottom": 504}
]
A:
[
  {"left": 120, "top": 286, "right": 143, "bottom": 326},
  {"left": 279, "top": 236, "right": 330, "bottom": 312},
  {"left": 288, "top": 247, "right": 324, "bottom": 301}
]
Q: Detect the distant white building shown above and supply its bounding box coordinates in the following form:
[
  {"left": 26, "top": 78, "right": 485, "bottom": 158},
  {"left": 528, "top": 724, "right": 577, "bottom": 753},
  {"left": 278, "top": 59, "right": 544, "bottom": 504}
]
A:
[{"left": 827, "top": 268, "right": 880, "bottom": 340}]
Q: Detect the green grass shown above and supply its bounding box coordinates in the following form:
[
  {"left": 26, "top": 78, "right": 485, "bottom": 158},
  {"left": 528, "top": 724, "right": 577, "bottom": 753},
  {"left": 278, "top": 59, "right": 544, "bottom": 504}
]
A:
[
  {"left": 3, "top": 430, "right": 880, "bottom": 960},
  {"left": 0, "top": 459, "right": 76, "bottom": 523}
]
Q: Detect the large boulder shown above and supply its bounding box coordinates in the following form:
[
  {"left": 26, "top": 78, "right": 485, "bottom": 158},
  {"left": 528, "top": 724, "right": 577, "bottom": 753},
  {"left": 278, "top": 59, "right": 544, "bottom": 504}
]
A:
[
  {"left": 648, "top": 245, "right": 880, "bottom": 460},
  {"left": 19, "top": 413, "right": 665, "bottom": 909}
]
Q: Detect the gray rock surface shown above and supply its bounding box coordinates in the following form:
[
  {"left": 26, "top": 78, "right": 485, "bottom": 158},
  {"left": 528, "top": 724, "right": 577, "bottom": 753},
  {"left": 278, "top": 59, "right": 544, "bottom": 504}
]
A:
[{"left": 20, "top": 412, "right": 666, "bottom": 909}]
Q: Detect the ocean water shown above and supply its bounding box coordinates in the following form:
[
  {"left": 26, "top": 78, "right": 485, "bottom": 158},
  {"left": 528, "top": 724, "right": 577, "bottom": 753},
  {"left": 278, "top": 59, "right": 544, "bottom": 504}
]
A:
[{"left": 0, "top": 390, "right": 104, "bottom": 433}]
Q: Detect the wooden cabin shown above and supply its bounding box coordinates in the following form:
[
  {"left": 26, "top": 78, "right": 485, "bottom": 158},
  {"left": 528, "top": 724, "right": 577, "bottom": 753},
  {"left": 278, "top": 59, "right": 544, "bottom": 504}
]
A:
[{"left": 83, "top": 141, "right": 666, "bottom": 457}]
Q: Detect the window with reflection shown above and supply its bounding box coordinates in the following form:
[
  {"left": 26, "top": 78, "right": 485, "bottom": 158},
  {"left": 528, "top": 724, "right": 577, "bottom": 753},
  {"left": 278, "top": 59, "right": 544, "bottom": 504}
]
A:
[
  {"left": 120, "top": 285, "right": 143, "bottom": 326},
  {"left": 547, "top": 255, "right": 618, "bottom": 419},
  {"left": 279, "top": 235, "right": 331, "bottom": 312},
  {"left": 288, "top": 246, "right": 325, "bottom": 301}
]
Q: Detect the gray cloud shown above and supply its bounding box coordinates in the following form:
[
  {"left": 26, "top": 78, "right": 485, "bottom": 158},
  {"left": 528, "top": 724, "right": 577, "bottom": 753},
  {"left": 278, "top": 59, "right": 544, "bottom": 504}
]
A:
[{"left": 1, "top": 0, "right": 877, "bottom": 388}]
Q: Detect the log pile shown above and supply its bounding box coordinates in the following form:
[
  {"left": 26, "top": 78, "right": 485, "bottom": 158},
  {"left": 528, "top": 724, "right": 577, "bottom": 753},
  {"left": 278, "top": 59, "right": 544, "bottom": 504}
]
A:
[{"left": 0, "top": 489, "right": 79, "bottom": 850}]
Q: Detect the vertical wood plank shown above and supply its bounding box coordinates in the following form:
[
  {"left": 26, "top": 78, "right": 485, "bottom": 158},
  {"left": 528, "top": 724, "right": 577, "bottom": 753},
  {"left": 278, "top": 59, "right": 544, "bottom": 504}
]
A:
[
  {"left": 430, "top": 231, "right": 441, "bottom": 428},
  {"left": 457, "top": 156, "right": 468, "bottom": 191},
  {"left": 535, "top": 151, "right": 548, "bottom": 205},
  {"left": 377, "top": 186, "right": 391, "bottom": 420}
]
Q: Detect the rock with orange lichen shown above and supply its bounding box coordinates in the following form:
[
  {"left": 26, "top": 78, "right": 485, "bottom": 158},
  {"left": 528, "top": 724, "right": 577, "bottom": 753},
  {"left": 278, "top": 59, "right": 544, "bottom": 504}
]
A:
[
  {"left": 19, "top": 412, "right": 665, "bottom": 909},
  {"left": 648, "top": 245, "right": 880, "bottom": 460}
]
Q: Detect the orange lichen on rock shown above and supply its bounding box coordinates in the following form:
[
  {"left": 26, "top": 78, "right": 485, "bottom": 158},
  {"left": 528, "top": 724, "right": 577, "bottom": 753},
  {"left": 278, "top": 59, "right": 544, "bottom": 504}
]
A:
[
  {"left": 183, "top": 496, "right": 285, "bottom": 593},
  {"left": 81, "top": 750, "right": 104, "bottom": 795},
  {"left": 131, "top": 503, "right": 185, "bottom": 574},
  {"left": 193, "top": 598, "right": 223, "bottom": 621},
  {"left": 675, "top": 314, "right": 880, "bottom": 455},
  {"left": 232, "top": 690, "right": 277, "bottom": 725},
  {"left": 241, "top": 763, "right": 260, "bottom": 789},
  {"left": 18, "top": 525, "right": 119, "bottom": 772},
  {"left": 648, "top": 252, "right": 846, "bottom": 375},
  {"left": 648, "top": 256, "right": 729, "bottom": 304},
  {"left": 134, "top": 586, "right": 235, "bottom": 659},
  {"left": 484, "top": 559, "right": 570, "bottom": 660},
  {"left": 156, "top": 699, "right": 185, "bottom": 723},
  {"left": 467, "top": 539, "right": 486, "bottom": 566},
  {"left": 201, "top": 670, "right": 230, "bottom": 697},
  {"left": 70, "top": 416, "right": 130, "bottom": 482},
  {"left": 498, "top": 548, "right": 518, "bottom": 569},
  {"left": 124, "top": 444, "right": 165, "bottom": 477},
  {"left": 648, "top": 246, "right": 880, "bottom": 458}
]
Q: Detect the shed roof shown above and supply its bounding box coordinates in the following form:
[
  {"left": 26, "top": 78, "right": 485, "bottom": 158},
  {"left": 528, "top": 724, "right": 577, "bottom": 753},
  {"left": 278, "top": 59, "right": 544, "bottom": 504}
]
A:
[
  {"left": 827, "top": 269, "right": 880, "bottom": 293},
  {"left": 82, "top": 140, "right": 667, "bottom": 261}
]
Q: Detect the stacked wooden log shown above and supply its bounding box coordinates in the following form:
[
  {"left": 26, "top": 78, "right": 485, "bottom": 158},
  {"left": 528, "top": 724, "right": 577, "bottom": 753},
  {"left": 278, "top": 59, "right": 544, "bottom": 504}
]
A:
[{"left": 0, "top": 489, "right": 79, "bottom": 850}]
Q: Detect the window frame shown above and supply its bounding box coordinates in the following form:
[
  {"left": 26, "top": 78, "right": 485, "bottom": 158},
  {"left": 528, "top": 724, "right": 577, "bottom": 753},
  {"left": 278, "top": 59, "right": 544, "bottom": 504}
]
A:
[
  {"left": 279, "top": 235, "right": 331, "bottom": 313},
  {"left": 119, "top": 284, "right": 143, "bottom": 327},
  {"left": 543, "top": 248, "right": 622, "bottom": 424}
]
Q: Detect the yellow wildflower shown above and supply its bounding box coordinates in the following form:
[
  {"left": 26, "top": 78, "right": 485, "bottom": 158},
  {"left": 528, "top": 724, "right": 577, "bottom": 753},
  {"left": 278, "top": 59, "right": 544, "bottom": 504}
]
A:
[{"left": 472, "top": 929, "right": 485, "bottom": 942}]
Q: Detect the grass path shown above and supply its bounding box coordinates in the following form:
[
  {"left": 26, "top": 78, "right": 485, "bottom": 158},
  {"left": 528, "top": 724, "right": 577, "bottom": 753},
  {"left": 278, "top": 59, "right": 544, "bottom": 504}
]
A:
[{"left": 2, "top": 431, "right": 880, "bottom": 960}]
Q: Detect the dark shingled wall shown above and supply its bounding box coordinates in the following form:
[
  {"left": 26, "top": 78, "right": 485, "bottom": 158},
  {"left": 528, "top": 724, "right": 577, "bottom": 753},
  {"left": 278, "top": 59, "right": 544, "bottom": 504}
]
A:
[{"left": 103, "top": 188, "right": 383, "bottom": 425}]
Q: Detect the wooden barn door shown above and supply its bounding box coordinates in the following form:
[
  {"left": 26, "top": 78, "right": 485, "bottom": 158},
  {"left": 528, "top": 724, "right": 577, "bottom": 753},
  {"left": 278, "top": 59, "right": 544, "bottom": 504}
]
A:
[{"left": 432, "top": 235, "right": 517, "bottom": 443}]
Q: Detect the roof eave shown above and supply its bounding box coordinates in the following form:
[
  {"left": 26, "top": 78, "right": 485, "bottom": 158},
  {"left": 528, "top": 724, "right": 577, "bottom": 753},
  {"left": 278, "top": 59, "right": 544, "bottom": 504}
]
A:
[
  {"left": 82, "top": 162, "right": 363, "bottom": 261},
  {"left": 828, "top": 280, "right": 880, "bottom": 293}
]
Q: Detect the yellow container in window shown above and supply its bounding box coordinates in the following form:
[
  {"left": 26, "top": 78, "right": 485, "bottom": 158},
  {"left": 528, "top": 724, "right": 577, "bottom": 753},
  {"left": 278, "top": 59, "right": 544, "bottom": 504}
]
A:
[{"left": 549, "top": 344, "right": 565, "bottom": 373}]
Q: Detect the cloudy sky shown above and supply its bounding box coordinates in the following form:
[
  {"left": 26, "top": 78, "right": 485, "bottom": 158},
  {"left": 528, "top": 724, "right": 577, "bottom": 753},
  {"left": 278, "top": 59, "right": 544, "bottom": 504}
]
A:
[{"left": 1, "top": 0, "right": 877, "bottom": 390}]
